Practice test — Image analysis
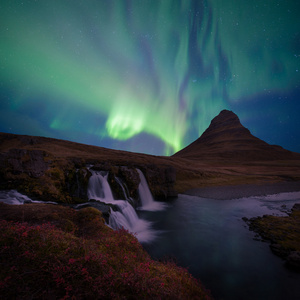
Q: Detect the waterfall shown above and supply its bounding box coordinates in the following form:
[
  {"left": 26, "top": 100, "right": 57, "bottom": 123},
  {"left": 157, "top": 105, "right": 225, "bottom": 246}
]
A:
[
  {"left": 114, "top": 176, "right": 133, "bottom": 202},
  {"left": 136, "top": 169, "right": 166, "bottom": 211},
  {"left": 87, "top": 171, "right": 155, "bottom": 243},
  {"left": 87, "top": 171, "right": 114, "bottom": 202},
  {"left": 0, "top": 190, "right": 57, "bottom": 205}
]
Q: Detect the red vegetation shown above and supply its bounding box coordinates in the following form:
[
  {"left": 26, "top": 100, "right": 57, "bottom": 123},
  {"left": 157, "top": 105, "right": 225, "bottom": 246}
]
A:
[{"left": 0, "top": 206, "right": 212, "bottom": 299}]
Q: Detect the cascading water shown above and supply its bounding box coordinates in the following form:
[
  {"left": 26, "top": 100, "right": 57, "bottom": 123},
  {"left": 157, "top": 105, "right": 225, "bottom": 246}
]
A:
[
  {"left": 136, "top": 169, "right": 166, "bottom": 211},
  {"left": 87, "top": 171, "right": 114, "bottom": 201},
  {"left": 87, "top": 170, "right": 156, "bottom": 243},
  {"left": 0, "top": 190, "right": 57, "bottom": 205},
  {"left": 114, "top": 176, "right": 133, "bottom": 202}
]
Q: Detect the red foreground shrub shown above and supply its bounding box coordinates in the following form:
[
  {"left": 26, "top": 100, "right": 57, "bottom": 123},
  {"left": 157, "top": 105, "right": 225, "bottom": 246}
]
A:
[{"left": 0, "top": 213, "right": 212, "bottom": 299}]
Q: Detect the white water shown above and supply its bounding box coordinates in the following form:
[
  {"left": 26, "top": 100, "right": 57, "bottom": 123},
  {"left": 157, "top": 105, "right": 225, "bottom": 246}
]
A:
[
  {"left": 0, "top": 190, "right": 57, "bottom": 205},
  {"left": 251, "top": 191, "right": 300, "bottom": 202},
  {"left": 136, "top": 169, "right": 166, "bottom": 211},
  {"left": 109, "top": 201, "right": 156, "bottom": 243},
  {"left": 0, "top": 170, "right": 163, "bottom": 243},
  {"left": 87, "top": 170, "right": 157, "bottom": 243},
  {"left": 115, "top": 176, "right": 133, "bottom": 202},
  {"left": 87, "top": 171, "right": 114, "bottom": 201}
]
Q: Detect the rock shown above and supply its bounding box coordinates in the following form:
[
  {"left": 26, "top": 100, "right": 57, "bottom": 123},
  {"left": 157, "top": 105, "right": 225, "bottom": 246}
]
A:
[
  {"left": 23, "top": 200, "right": 33, "bottom": 204},
  {"left": 89, "top": 165, "right": 141, "bottom": 202},
  {"left": 88, "top": 164, "right": 177, "bottom": 201},
  {"left": 3, "top": 148, "right": 50, "bottom": 178},
  {"left": 291, "top": 203, "right": 300, "bottom": 212},
  {"left": 76, "top": 200, "right": 113, "bottom": 223},
  {"left": 286, "top": 251, "right": 300, "bottom": 270},
  {"left": 65, "top": 167, "right": 91, "bottom": 202},
  {"left": 0, "top": 140, "right": 177, "bottom": 203},
  {"left": 92, "top": 162, "right": 112, "bottom": 172},
  {"left": 142, "top": 165, "right": 177, "bottom": 199},
  {"left": 270, "top": 244, "right": 289, "bottom": 258},
  {"left": 118, "top": 167, "right": 140, "bottom": 200}
]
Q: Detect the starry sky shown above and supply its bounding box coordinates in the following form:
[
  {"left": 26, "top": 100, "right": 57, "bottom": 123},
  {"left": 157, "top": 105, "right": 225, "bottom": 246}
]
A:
[{"left": 0, "top": 0, "right": 299, "bottom": 155}]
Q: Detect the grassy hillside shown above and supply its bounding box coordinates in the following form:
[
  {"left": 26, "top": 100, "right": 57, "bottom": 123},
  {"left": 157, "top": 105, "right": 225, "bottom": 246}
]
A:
[{"left": 1, "top": 132, "right": 300, "bottom": 199}]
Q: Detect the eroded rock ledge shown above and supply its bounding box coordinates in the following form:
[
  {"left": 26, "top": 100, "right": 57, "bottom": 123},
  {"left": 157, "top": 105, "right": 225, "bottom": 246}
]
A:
[{"left": 0, "top": 148, "right": 177, "bottom": 203}]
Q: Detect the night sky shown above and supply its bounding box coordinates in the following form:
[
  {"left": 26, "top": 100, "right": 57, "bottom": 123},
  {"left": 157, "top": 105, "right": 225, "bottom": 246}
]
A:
[{"left": 1, "top": 1, "right": 299, "bottom": 155}]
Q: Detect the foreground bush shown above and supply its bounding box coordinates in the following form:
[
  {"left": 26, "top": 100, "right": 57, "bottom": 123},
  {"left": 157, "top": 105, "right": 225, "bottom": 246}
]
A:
[{"left": 0, "top": 206, "right": 212, "bottom": 299}]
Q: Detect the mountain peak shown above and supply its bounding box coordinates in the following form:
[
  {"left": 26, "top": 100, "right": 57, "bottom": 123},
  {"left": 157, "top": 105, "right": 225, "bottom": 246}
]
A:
[
  {"left": 173, "top": 110, "right": 300, "bottom": 161},
  {"left": 196, "top": 109, "right": 251, "bottom": 144},
  {"left": 211, "top": 109, "right": 241, "bottom": 126},
  {"left": 214, "top": 109, "right": 238, "bottom": 118}
]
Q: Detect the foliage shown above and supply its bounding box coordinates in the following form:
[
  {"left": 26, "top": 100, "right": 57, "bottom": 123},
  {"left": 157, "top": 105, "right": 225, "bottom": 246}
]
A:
[{"left": 0, "top": 205, "right": 212, "bottom": 299}]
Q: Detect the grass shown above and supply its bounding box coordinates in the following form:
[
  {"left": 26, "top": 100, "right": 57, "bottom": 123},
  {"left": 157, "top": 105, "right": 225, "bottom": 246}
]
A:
[
  {"left": 0, "top": 203, "right": 212, "bottom": 299},
  {"left": 1, "top": 132, "right": 300, "bottom": 199},
  {"left": 249, "top": 207, "right": 300, "bottom": 251},
  {"left": 247, "top": 205, "right": 300, "bottom": 270}
]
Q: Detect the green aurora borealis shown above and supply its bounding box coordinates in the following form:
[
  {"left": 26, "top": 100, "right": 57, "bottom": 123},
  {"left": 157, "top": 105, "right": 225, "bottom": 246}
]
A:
[{"left": 1, "top": 1, "right": 300, "bottom": 155}]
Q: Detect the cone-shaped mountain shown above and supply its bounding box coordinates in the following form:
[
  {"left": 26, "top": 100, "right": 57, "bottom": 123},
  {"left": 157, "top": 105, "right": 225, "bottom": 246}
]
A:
[{"left": 173, "top": 110, "right": 300, "bottom": 161}]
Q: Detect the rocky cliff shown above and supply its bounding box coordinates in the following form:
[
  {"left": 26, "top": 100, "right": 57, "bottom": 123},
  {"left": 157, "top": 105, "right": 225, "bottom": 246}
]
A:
[{"left": 0, "top": 132, "right": 176, "bottom": 203}]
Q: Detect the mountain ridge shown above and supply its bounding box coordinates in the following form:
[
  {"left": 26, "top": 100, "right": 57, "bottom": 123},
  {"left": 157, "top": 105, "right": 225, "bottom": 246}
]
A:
[{"left": 173, "top": 110, "right": 300, "bottom": 161}]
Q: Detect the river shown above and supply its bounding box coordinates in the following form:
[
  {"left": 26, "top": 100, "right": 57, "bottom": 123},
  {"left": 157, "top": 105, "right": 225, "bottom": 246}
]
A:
[
  {"left": 138, "top": 192, "right": 300, "bottom": 300},
  {"left": 1, "top": 186, "right": 300, "bottom": 299}
]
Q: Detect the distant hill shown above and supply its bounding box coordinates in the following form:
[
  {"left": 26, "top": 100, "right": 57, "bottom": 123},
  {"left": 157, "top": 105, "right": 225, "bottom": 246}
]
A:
[{"left": 173, "top": 110, "right": 300, "bottom": 161}]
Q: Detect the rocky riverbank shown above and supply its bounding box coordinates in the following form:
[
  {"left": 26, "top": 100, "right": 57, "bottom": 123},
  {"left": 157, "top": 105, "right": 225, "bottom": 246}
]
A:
[{"left": 243, "top": 203, "right": 300, "bottom": 271}]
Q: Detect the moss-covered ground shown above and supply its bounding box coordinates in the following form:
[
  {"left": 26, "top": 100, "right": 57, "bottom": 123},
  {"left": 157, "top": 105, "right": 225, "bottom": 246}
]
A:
[{"left": 247, "top": 204, "right": 300, "bottom": 270}]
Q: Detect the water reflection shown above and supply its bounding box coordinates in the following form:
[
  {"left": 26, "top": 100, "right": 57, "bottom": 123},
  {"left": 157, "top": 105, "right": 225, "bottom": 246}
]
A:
[{"left": 139, "top": 193, "right": 300, "bottom": 300}]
